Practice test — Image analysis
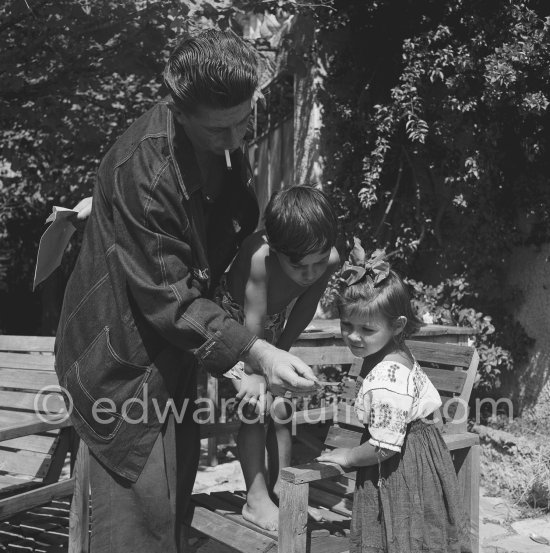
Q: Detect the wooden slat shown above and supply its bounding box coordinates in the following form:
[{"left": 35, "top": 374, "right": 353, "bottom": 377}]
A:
[
  {"left": 192, "top": 493, "right": 277, "bottom": 540},
  {"left": 336, "top": 403, "right": 362, "bottom": 429},
  {"left": 0, "top": 390, "right": 65, "bottom": 413},
  {"left": 0, "top": 476, "right": 38, "bottom": 495},
  {"left": 0, "top": 416, "right": 71, "bottom": 442},
  {"left": 294, "top": 406, "right": 336, "bottom": 425},
  {"left": 345, "top": 340, "right": 475, "bottom": 378},
  {"left": 0, "top": 479, "right": 74, "bottom": 521},
  {"left": 324, "top": 425, "right": 479, "bottom": 452},
  {"left": 0, "top": 433, "right": 58, "bottom": 454},
  {"left": 289, "top": 344, "right": 356, "bottom": 366},
  {"left": 341, "top": 367, "right": 467, "bottom": 400},
  {"left": 281, "top": 461, "right": 353, "bottom": 485},
  {"left": 309, "top": 487, "right": 352, "bottom": 517},
  {"left": 0, "top": 448, "right": 52, "bottom": 479},
  {"left": 311, "top": 477, "right": 355, "bottom": 497},
  {"left": 0, "top": 336, "right": 55, "bottom": 353},
  {"left": 0, "top": 368, "right": 59, "bottom": 391},
  {"left": 0, "top": 352, "right": 54, "bottom": 371},
  {"left": 324, "top": 426, "right": 362, "bottom": 450},
  {"left": 444, "top": 432, "right": 479, "bottom": 450},
  {"left": 188, "top": 504, "right": 277, "bottom": 553},
  {"left": 407, "top": 340, "right": 475, "bottom": 368},
  {"left": 68, "top": 441, "right": 90, "bottom": 553},
  {"left": 0, "top": 411, "right": 43, "bottom": 427}
]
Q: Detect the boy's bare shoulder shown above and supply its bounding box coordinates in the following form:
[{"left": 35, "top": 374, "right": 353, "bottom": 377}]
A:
[
  {"left": 240, "top": 229, "right": 268, "bottom": 253},
  {"left": 242, "top": 232, "right": 270, "bottom": 281},
  {"left": 328, "top": 247, "right": 341, "bottom": 268}
]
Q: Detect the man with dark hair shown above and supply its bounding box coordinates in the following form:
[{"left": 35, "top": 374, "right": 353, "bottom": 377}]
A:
[{"left": 56, "top": 29, "right": 317, "bottom": 553}]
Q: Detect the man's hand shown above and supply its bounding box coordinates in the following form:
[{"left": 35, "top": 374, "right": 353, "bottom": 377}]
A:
[
  {"left": 316, "top": 447, "right": 353, "bottom": 468},
  {"left": 72, "top": 196, "right": 93, "bottom": 220},
  {"left": 243, "top": 340, "right": 318, "bottom": 396}
]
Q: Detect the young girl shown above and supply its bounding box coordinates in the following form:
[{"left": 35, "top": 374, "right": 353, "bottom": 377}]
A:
[{"left": 317, "top": 239, "right": 471, "bottom": 553}]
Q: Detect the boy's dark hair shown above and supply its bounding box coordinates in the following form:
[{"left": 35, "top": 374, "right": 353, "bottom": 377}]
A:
[
  {"left": 338, "top": 270, "right": 423, "bottom": 338},
  {"left": 164, "top": 29, "right": 259, "bottom": 113},
  {"left": 264, "top": 185, "right": 337, "bottom": 263}
]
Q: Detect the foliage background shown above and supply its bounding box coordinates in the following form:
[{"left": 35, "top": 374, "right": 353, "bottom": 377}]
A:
[
  {"left": 1, "top": 0, "right": 549, "bottom": 400},
  {"left": 315, "top": 0, "right": 550, "bottom": 396}
]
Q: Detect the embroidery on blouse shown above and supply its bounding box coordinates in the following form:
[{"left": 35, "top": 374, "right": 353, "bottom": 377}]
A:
[
  {"left": 369, "top": 400, "right": 409, "bottom": 435},
  {"left": 412, "top": 366, "right": 428, "bottom": 400},
  {"left": 364, "top": 362, "right": 401, "bottom": 384}
]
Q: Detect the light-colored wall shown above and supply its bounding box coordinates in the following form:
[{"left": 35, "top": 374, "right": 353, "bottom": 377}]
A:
[
  {"left": 293, "top": 16, "right": 324, "bottom": 186},
  {"left": 506, "top": 243, "right": 550, "bottom": 418}
]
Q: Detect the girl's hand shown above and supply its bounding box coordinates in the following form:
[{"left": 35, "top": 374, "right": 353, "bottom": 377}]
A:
[{"left": 316, "top": 447, "right": 354, "bottom": 468}]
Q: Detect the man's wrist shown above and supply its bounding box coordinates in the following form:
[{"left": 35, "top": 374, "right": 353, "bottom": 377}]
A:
[{"left": 240, "top": 338, "right": 271, "bottom": 375}]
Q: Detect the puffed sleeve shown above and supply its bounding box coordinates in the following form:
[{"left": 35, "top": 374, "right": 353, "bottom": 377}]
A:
[{"left": 354, "top": 361, "right": 414, "bottom": 452}]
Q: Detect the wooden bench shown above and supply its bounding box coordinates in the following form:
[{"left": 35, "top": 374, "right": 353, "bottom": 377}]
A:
[
  {"left": 0, "top": 333, "right": 480, "bottom": 553},
  {"left": 188, "top": 338, "right": 480, "bottom": 553},
  {"left": 0, "top": 335, "right": 80, "bottom": 549}
]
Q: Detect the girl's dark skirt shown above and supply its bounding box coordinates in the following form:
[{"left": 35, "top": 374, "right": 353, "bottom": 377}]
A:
[{"left": 350, "top": 420, "right": 472, "bottom": 553}]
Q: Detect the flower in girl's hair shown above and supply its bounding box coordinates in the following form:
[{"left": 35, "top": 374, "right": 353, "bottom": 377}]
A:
[{"left": 340, "top": 237, "right": 391, "bottom": 287}]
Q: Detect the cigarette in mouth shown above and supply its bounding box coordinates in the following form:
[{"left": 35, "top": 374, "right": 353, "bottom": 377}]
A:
[{"left": 225, "top": 149, "right": 232, "bottom": 170}]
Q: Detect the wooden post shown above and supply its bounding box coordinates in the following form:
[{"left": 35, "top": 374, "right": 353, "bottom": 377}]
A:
[
  {"left": 278, "top": 480, "right": 308, "bottom": 553},
  {"left": 206, "top": 374, "right": 219, "bottom": 467},
  {"left": 454, "top": 444, "right": 480, "bottom": 553},
  {"left": 69, "top": 441, "right": 90, "bottom": 553}
]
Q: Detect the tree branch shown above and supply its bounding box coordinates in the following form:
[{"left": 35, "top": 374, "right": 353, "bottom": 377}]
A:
[{"left": 374, "top": 152, "right": 404, "bottom": 240}]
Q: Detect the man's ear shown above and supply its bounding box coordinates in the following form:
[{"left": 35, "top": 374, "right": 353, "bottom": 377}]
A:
[{"left": 393, "top": 316, "right": 407, "bottom": 336}]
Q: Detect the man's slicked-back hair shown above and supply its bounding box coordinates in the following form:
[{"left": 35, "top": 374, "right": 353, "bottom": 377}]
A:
[
  {"left": 163, "top": 29, "right": 259, "bottom": 113},
  {"left": 264, "top": 185, "right": 338, "bottom": 263}
]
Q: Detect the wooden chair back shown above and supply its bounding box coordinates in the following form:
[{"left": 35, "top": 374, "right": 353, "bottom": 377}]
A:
[{"left": 320, "top": 340, "right": 479, "bottom": 453}]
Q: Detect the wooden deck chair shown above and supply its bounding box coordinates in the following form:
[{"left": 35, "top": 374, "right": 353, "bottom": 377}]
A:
[
  {"left": 278, "top": 339, "right": 481, "bottom": 553},
  {"left": 0, "top": 335, "right": 77, "bottom": 549}
]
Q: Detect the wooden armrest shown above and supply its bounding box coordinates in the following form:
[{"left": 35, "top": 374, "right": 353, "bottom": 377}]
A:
[
  {"left": 443, "top": 432, "right": 480, "bottom": 451},
  {"left": 281, "top": 461, "right": 355, "bottom": 485},
  {"left": 0, "top": 417, "right": 72, "bottom": 442},
  {"left": 293, "top": 406, "right": 336, "bottom": 425}
]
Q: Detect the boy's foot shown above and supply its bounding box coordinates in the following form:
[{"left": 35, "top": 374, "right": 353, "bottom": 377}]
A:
[{"left": 242, "top": 500, "right": 279, "bottom": 532}]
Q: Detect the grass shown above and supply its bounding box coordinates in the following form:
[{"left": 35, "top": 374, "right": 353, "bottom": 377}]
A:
[{"left": 473, "top": 415, "right": 550, "bottom": 517}]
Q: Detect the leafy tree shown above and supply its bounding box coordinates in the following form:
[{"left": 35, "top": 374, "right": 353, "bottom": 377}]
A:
[
  {"left": 316, "top": 0, "right": 549, "bottom": 392},
  {"left": 0, "top": 0, "right": 319, "bottom": 333}
]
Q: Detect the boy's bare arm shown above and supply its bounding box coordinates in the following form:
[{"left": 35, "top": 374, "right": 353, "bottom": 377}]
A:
[
  {"left": 276, "top": 249, "right": 340, "bottom": 351},
  {"left": 242, "top": 248, "right": 269, "bottom": 341}
]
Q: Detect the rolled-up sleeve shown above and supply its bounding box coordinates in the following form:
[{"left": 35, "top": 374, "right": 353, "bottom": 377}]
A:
[{"left": 112, "top": 154, "right": 256, "bottom": 375}]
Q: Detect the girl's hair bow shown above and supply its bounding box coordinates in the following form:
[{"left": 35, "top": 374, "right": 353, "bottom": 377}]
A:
[{"left": 341, "top": 238, "right": 391, "bottom": 287}]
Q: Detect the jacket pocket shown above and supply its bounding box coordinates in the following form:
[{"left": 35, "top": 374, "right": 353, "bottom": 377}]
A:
[{"left": 64, "top": 326, "right": 152, "bottom": 441}]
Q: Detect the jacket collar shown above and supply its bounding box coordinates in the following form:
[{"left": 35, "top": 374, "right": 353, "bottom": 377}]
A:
[{"left": 165, "top": 103, "right": 200, "bottom": 200}]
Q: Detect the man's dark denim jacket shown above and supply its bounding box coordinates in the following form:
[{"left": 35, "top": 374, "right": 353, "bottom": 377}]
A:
[{"left": 55, "top": 99, "right": 259, "bottom": 481}]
